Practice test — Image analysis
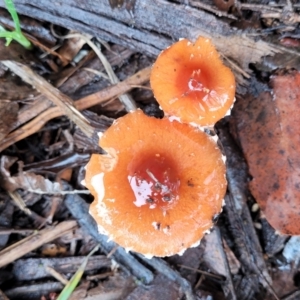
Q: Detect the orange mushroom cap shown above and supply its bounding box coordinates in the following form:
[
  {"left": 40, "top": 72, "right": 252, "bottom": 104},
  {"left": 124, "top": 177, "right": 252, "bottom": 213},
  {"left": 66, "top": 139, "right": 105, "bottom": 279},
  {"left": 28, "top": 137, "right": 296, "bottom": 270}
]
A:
[
  {"left": 150, "top": 37, "right": 236, "bottom": 126},
  {"left": 85, "top": 110, "right": 226, "bottom": 257}
]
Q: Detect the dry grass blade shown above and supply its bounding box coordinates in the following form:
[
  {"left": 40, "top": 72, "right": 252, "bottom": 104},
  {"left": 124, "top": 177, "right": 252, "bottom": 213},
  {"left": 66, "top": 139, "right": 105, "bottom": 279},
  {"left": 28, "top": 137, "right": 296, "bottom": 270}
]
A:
[
  {"left": 50, "top": 32, "right": 137, "bottom": 111},
  {"left": 178, "top": 265, "right": 226, "bottom": 281},
  {"left": 2, "top": 60, "right": 94, "bottom": 137},
  {"left": 0, "top": 289, "right": 9, "bottom": 300},
  {"left": 46, "top": 265, "right": 69, "bottom": 285},
  {"left": 56, "top": 244, "right": 100, "bottom": 300},
  {"left": 7, "top": 190, "right": 32, "bottom": 216}
]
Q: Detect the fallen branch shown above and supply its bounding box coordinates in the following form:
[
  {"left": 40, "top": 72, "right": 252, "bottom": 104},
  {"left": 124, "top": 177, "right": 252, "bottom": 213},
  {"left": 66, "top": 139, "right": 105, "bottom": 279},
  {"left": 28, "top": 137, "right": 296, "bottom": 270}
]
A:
[{"left": 3, "top": 0, "right": 281, "bottom": 73}]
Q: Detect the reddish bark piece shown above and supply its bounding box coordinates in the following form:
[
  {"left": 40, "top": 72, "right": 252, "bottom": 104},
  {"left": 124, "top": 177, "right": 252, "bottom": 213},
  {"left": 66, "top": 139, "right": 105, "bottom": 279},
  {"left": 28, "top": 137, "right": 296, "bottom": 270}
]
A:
[
  {"left": 85, "top": 110, "right": 226, "bottom": 257},
  {"left": 213, "top": 0, "right": 235, "bottom": 12},
  {"left": 231, "top": 71, "right": 300, "bottom": 235}
]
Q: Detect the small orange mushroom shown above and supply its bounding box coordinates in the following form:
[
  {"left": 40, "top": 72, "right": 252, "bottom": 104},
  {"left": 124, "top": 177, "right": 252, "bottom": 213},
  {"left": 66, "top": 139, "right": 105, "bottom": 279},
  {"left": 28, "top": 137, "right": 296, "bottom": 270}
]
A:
[
  {"left": 150, "top": 37, "right": 236, "bottom": 126},
  {"left": 85, "top": 110, "right": 226, "bottom": 257}
]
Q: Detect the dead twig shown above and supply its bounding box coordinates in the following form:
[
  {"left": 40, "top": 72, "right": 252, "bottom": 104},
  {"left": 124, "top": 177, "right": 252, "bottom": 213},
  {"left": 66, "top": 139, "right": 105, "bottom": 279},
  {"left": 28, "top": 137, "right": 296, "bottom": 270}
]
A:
[
  {"left": 238, "top": 0, "right": 300, "bottom": 25},
  {"left": 178, "top": 264, "right": 225, "bottom": 281},
  {"left": 7, "top": 191, "right": 46, "bottom": 227},
  {"left": 0, "top": 289, "right": 9, "bottom": 300},
  {"left": 135, "top": 254, "right": 195, "bottom": 300},
  {"left": 45, "top": 265, "right": 69, "bottom": 285},
  {"left": 2, "top": 61, "right": 94, "bottom": 137},
  {"left": 0, "top": 220, "right": 77, "bottom": 268},
  {"left": 0, "top": 228, "right": 35, "bottom": 235},
  {"left": 50, "top": 31, "right": 137, "bottom": 111},
  {"left": 86, "top": 271, "right": 114, "bottom": 281},
  {"left": 221, "top": 54, "right": 251, "bottom": 79},
  {"left": 0, "top": 67, "right": 150, "bottom": 152}
]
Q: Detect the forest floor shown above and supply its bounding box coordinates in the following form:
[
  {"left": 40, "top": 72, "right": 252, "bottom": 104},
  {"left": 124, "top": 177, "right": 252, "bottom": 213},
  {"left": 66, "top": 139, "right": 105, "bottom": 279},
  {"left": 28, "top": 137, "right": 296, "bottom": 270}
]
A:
[{"left": 0, "top": 0, "right": 300, "bottom": 299}]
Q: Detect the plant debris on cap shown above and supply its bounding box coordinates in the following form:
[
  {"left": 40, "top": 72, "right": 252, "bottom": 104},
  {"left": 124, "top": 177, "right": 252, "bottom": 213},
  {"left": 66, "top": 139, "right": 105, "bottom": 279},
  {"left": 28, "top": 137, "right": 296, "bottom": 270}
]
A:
[
  {"left": 85, "top": 110, "right": 226, "bottom": 257},
  {"left": 150, "top": 36, "right": 236, "bottom": 126}
]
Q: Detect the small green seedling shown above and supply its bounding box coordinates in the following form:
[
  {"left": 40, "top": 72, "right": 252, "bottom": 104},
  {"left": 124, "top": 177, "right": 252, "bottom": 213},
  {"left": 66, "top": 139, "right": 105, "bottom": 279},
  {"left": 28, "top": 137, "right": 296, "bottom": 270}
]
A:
[
  {"left": 0, "top": 0, "right": 32, "bottom": 49},
  {"left": 57, "top": 244, "right": 100, "bottom": 300}
]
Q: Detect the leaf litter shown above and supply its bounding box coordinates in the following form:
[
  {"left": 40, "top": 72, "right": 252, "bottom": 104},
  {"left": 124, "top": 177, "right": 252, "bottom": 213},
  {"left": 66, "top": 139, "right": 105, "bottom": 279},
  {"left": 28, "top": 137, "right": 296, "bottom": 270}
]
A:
[{"left": 1, "top": 1, "right": 300, "bottom": 300}]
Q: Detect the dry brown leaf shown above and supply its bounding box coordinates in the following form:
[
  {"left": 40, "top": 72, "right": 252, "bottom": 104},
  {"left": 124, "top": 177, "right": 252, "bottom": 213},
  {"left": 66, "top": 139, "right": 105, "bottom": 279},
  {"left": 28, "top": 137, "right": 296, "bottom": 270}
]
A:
[
  {"left": 57, "top": 32, "right": 87, "bottom": 67},
  {"left": 212, "top": 35, "right": 279, "bottom": 72},
  {"left": 231, "top": 71, "right": 300, "bottom": 235},
  {"left": 0, "top": 156, "right": 89, "bottom": 195},
  {"left": 0, "top": 156, "right": 62, "bottom": 194}
]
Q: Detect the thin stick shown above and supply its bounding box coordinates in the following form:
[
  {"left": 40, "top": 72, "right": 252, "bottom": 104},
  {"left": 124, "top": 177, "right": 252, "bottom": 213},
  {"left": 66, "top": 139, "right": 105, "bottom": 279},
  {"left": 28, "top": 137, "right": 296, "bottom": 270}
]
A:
[
  {"left": 0, "top": 220, "right": 77, "bottom": 268},
  {"left": 0, "top": 67, "right": 150, "bottom": 152},
  {"left": 46, "top": 265, "right": 69, "bottom": 285},
  {"left": 86, "top": 271, "right": 114, "bottom": 281},
  {"left": 50, "top": 32, "right": 137, "bottom": 112},
  {"left": 0, "top": 228, "right": 35, "bottom": 235},
  {"left": 2, "top": 61, "right": 94, "bottom": 137},
  {"left": 178, "top": 264, "right": 225, "bottom": 281}
]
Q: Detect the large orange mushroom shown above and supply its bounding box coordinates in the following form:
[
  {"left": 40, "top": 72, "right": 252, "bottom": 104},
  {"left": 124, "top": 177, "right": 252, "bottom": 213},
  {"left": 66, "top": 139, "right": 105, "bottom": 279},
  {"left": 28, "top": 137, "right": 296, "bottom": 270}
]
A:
[
  {"left": 150, "top": 37, "right": 236, "bottom": 126},
  {"left": 85, "top": 110, "right": 226, "bottom": 257}
]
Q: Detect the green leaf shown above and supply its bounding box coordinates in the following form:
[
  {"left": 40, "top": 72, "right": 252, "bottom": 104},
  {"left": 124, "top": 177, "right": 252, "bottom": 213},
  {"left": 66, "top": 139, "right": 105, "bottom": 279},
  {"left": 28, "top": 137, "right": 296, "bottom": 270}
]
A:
[
  {"left": 57, "top": 244, "right": 100, "bottom": 300},
  {"left": 5, "top": 0, "right": 21, "bottom": 33},
  {"left": 1, "top": 0, "right": 32, "bottom": 49}
]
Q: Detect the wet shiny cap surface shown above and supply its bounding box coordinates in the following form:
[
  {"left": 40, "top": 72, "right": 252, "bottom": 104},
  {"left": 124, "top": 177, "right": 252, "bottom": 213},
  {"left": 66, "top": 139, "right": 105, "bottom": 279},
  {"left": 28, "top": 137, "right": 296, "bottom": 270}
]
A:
[
  {"left": 85, "top": 110, "right": 226, "bottom": 257},
  {"left": 150, "top": 37, "right": 236, "bottom": 126}
]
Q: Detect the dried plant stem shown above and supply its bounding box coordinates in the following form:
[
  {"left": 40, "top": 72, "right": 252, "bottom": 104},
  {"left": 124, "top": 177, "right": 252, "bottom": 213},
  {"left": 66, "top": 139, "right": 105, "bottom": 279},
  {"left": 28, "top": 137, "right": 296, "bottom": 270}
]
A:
[
  {"left": 50, "top": 32, "right": 137, "bottom": 111},
  {"left": 2, "top": 60, "right": 94, "bottom": 137},
  {"left": 0, "top": 220, "right": 77, "bottom": 268},
  {"left": 0, "top": 67, "right": 150, "bottom": 152},
  {"left": 46, "top": 266, "right": 69, "bottom": 285},
  {"left": 0, "top": 289, "right": 9, "bottom": 300},
  {"left": 0, "top": 228, "right": 35, "bottom": 235}
]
